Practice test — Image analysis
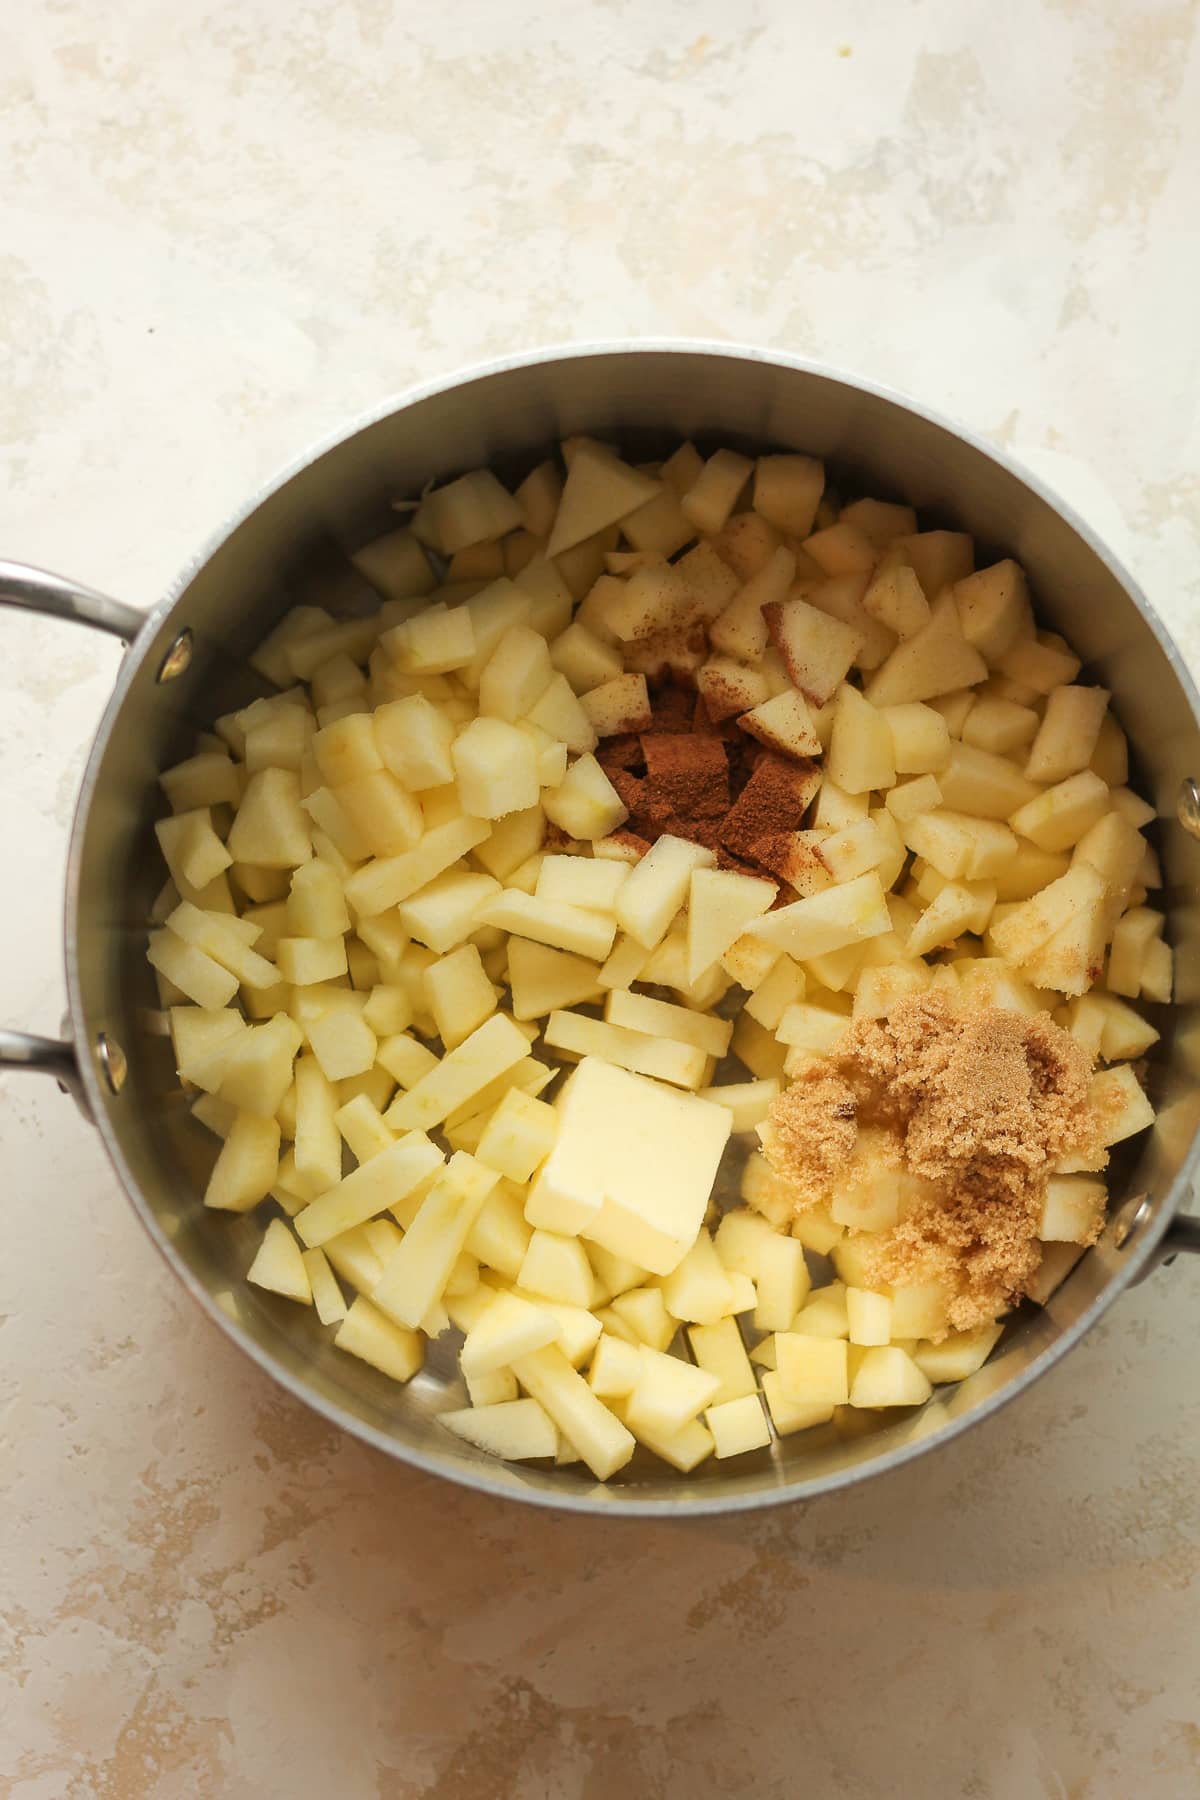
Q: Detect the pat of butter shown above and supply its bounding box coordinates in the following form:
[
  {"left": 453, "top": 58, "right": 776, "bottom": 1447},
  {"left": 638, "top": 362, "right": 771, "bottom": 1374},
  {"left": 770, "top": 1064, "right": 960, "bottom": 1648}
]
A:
[{"left": 524, "top": 1057, "right": 732, "bottom": 1274}]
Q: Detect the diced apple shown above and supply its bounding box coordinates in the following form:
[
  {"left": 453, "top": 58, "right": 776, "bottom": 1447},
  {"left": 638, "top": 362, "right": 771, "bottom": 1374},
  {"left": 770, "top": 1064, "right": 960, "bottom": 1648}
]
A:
[
  {"left": 864, "top": 594, "right": 988, "bottom": 707},
  {"left": 204, "top": 1112, "right": 281, "bottom": 1212},
  {"left": 398, "top": 868, "right": 502, "bottom": 956},
  {"left": 616, "top": 834, "right": 714, "bottom": 950},
  {"left": 705, "top": 1394, "right": 771, "bottom": 1458},
  {"left": 896, "top": 530, "right": 974, "bottom": 599},
  {"left": 912, "top": 1323, "right": 1005, "bottom": 1384},
  {"left": 881, "top": 701, "right": 953, "bottom": 775},
  {"left": 608, "top": 1285, "right": 676, "bottom": 1351},
  {"left": 761, "top": 1371, "right": 834, "bottom": 1436},
  {"left": 752, "top": 453, "right": 824, "bottom": 536},
  {"left": 962, "top": 695, "right": 1040, "bottom": 756},
  {"left": 625, "top": 1345, "right": 721, "bottom": 1438},
  {"left": 580, "top": 672, "right": 652, "bottom": 737},
  {"left": 247, "top": 1218, "right": 312, "bottom": 1304},
  {"left": 1024, "top": 1240, "right": 1087, "bottom": 1303},
  {"left": 658, "top": 1230, "right": 736, "bottom": 1324},
  {"left": 462, "top": 1182, "right": 533, "bottom": 1281},
  {"left": 482, "top": 889, "right": 617, "bottom": 962},
  {"left": 459, "top": 1288, "right": 560, "bottom": 1376},
  {"left": 345, "top": 816, "right": 491, "bottom": 917},
  {"left": 709, "top": 548, "right": 796, "bottom": 661},
  {"left": 448, "top": 717, "right": 538, "bottom": 820},
  {"left": 1025, "top": 685, "right": 1111, "bottom": 784},
  {"left": 292, "top": 1131, "right": 442, "bottom": 1246},
  {"left": 412, "top": 469, "right": 522, "bottom": 554},
  {"left": 383, "top": 602, "right": 475, "bottom": 674},
  {"left": 549, "top": 619, "right": 624, "bottom": 695},
  {"left": 749, "top": 872, "right": 891, "bottom": 960},
  {"left": 903, "top": 811, "right": 1018, "bottom": 881},
  {"left": 793, "top": 1281, "right": 849, "bottom": 1337},
  {"left": 155, "top": 808, "right": 235, "bottom": 894},
  {"left": 763, "top": 595, "right": 861, "bottom": 705},
  {"left": 218, "top": 1013, "right": 303, "bottom": 1116},
  {"left": 546, "top": 443, "right": 661, "bottom": 558},
  {"left": 999, "top": 632, "right": 1081, "bottom": 694},
  {"left": 676, "top": 446, "right": 751, "bottom": 533},
  {"left": 775, "top": 1333, "right": 849, "bottom": 1406},
  {"left": 522, "top": 673, "right": 597, "bottom": 756},
  {"left": 1009, "top": 771, "right": 1110, "bottom": 852},
  {"left": 825, "top": 683, "right": 896, "bottom": 793},
  {"left": 846, "top": 1288, "right": 893, "bottom": 1346},
  {"left": 370, "top": 1151, "right": 500, "bottom": 1329},
  {"left": 471, "top": 1088, "right": 556, "bottom": 1184},
  {"left": 1022, "top": 898, "right": 1108, "bottom": 997},
  {"left": 742, "top": 955, "right": 803, "bottom": 1029},
  {"left": 848, "top": 1344, "right": 932, "bottom": 1408},
  {"left": 1038, "top": 1175, "right": 1106, "bottom": 1244},
  {"left": 989, "top": 863, "right": 1107, "bottom": 967},
  {"left": 334, "top": 1296, "right": 423, "bottom": 1382},
  {"left": 545, "top": 1010, "right": 707, "bottom": 1090},
  {"left": 686, "top": 1315, "right": 757, "bottom": 1405},
  {"left": 388, "top": 1013, "right": 532, "bottom": 1131},
  {"left": 952, "top": 559, "right": 1032, "bottom": 661},
  {"left": 993, "top": 840, "right": 1072, "bottom": 902},
  {"left": 333, "top": 1093, "right": 394, "bottom": 1166},
  {"left": 750, "top": 1231, "right": 811, "bottom": 1331},
  {"left": 518, "top": 1229, "right": 596, "bottom": 1308},
  {"left": 863, "top": 548, "right": 931, "bottom": 638},
  {"left": 1089, "top": 1063, "right": 1155, "bottom": 1147},
  {"left": 511, "top": 1344, "right": 636, "bottom": 1479},
  {"left": 937, "top": 743, "right": 1039, "bottom": 819},
  {"left": 774, "top": 1002, "right": 849, "bottom": 1056},
  {"left": 693, "top": 658, "right": 766, "bottom": 727},
  {"left": 1140, "top": 938, "right": 1173, "bottom": 1005},
  {"left": 1106, "top": 906, "right": 1165, "bottom": 997},
  {"left": 298, "top": 1246, "right": 346, "bottom": 1324},
  {"left": 441, "top": 1397, "right": 557, "bottom": 1461},
  {"left": 541, "top": 753, "right": 628, "bottom": 841},
  {"left": 885, "top": 774, "right": 943, "bottom": 824},
  {"left": 588, "top": 1332, "right": 644, "bottom": 1398}
]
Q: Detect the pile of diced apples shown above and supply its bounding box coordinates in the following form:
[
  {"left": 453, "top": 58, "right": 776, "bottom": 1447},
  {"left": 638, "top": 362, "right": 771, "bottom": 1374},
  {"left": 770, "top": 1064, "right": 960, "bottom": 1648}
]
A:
[{"left": 146, "top": 434, "right": 1166, "bottom": 1481}]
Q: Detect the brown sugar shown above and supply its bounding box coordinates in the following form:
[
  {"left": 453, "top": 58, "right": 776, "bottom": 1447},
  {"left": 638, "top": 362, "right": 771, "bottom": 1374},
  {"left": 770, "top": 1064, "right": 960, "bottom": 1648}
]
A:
[
  {"left": 761, "top": 992, "right": 1112, "bottom": 1333},
  {"left": 759, "top": 1061, "right": 858, "bottom": 1208}
]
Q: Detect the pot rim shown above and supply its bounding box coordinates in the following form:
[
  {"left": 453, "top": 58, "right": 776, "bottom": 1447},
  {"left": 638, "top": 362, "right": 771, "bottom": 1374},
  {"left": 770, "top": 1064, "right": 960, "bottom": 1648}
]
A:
[{"left": 62, "top": 338, "right": 1200, "bottom": 1515}]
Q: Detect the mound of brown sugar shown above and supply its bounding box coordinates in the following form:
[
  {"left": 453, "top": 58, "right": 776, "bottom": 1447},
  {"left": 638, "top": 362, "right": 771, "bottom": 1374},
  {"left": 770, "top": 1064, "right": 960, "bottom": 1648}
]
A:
[
  {"left": 759, "top": 1060, "right": 858, "bottom": 1209},
  {"left": 762, "top": 992, "right": 1109, "bottom": 1332}
]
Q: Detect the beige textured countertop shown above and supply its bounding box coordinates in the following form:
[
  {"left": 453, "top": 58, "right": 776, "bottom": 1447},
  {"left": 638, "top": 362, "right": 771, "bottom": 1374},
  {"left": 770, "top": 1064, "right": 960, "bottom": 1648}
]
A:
[{"left": 3, "top": 4, "right": 1199, "bottom": 1795}]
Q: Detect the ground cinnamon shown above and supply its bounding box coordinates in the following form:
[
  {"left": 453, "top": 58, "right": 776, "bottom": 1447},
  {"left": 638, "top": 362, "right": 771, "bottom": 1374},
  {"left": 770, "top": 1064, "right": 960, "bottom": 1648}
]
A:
[
  {"left": 761, "top": 992, "right": 1110, "bottom": 1333},
  {"left": 599, "top": 678, "right": 822, "bottom": 880}
]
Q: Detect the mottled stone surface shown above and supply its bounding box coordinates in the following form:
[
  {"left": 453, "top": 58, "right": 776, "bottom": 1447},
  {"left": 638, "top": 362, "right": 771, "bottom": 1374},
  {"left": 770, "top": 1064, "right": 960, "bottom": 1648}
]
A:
[{"left": 2, "top": 3, "right": 1199, "bottom": 1795}]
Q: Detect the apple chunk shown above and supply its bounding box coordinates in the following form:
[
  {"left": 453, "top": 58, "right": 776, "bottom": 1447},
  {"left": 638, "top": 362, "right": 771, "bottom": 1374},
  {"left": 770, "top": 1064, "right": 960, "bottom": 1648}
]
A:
[
  {"left": 686, "top": 867, "right": 777, "bottom": 982},
  {"left": 762, "top": 596, "right": 862, "bottom": 705}
]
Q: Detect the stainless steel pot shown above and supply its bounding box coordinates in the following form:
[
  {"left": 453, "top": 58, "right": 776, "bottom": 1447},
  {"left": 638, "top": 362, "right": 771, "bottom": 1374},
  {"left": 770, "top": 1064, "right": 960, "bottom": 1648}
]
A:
[{"left": 5, "top": 342, "right": 1198, "bottom": 1516}]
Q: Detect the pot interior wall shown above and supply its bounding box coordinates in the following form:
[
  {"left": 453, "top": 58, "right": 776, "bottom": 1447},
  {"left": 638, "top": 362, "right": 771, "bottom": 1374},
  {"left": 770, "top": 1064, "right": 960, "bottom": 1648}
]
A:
[{"left": 66, "top": 349, "right": 1200, "bottom": 1510}]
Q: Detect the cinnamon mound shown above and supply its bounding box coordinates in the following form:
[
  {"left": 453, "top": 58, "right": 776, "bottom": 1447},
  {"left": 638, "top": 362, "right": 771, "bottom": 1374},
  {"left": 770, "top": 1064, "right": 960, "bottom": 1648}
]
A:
[{"left": 762, "top": 993, "right": 1108, "bottom": 1332}]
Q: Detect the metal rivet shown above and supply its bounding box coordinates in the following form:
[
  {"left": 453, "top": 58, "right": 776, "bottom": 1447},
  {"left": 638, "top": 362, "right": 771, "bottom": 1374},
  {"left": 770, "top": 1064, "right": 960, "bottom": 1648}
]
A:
[
  {"left": 1112, "top": 1193, "right": 1152, "bottom": 1249},
  {"left": 96, "top": 1032, "right": 127, "bottom": 1094},
  {"left": 1178, "top": 777, "right": 1200, "bottom": 839},
  {"left": 156, "top": 629, "right": 193, "bottom": 683}
]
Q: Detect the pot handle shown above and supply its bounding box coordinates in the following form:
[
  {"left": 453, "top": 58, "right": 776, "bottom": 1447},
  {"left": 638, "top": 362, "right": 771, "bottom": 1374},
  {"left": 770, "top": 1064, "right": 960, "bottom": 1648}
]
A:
[
  {"left": 0, "top": 560, "right": 147, "bottom": 1112},
  {"left": 0, "top": 558, "right": 145, "bottom": 643},
  {"left": 1135, "top": 1210, "right": 1200, "bottom": 1278}
]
